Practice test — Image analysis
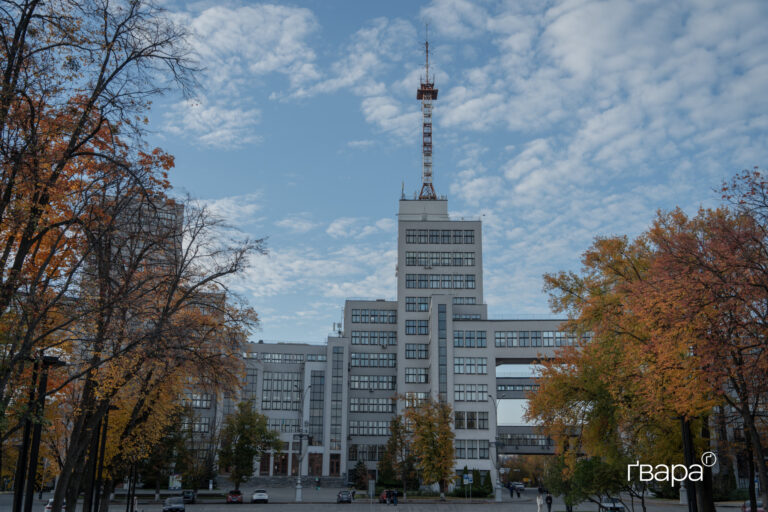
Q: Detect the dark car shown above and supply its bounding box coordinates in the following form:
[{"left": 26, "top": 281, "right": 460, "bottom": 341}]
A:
[
  {"left": 226, "top": 489, "right": 243, "bottom": 504},
  {"left": 163, "top": 497, "right": 185, "bottom": 512},
  {"left": 181, "top": 490, "right": 196, "bottom": 504},
  {"left": 337, "top": 490, "right": 353, "bottom": 503}
]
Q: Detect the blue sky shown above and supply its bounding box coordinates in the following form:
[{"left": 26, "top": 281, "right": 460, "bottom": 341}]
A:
[{"left": 149, "top": 0, "right": 768, "bottom": 343}]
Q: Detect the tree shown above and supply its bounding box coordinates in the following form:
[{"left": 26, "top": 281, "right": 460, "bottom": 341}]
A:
[
  {"left": 384, "top": 414, "right": 415, "bottom": 499},
  {"left": 402, "top": 398, "right": 455, "bottom": 498},
  {"left": 218, "top": 402, "right": 279, "bottom": 491},
  {"left": 353, "top": 459, "right": 368, "bottom": 490}
]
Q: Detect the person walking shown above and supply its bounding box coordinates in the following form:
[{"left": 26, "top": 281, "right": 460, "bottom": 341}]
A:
[
  {"left": 393, "top": 490, "right": 398, "bottom": 506},
  {"left": 546, "top": 494, "right": 553, "bottom": 512},
  {"left": 516, "top": 487, "right": 521, "bottom": 498},
  {"left": 537, "top": 492, "right": 543, "bottom": 512},
  {"left": 509, "top": 484, "right": 514, "bottom": 498}
]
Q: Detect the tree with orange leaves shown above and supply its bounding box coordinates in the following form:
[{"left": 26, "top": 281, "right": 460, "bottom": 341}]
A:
[{"left": 532, "top": 171, "right": 768, "bottom": 512}]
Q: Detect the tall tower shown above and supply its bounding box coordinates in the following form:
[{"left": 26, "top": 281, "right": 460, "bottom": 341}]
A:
[{"left": 417, "top": 34, "right": 438, "bottom": 200}]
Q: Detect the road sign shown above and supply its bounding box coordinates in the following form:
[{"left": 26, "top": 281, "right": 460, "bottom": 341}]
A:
[{"left": 464, "top": 474, "right": 473, "bottom": 485}]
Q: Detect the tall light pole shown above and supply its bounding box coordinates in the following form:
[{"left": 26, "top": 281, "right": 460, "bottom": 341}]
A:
[
  {"left": 488, "top": 394, "right": 503, "bottom": 502},
  {"left": 294, "top": 384, "right": 312, "bottom": 502}
]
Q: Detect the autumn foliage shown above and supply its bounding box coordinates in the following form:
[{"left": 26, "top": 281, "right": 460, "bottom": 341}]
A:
[{"left": 529, "top": 170, "right": 768, "bottom": 511}]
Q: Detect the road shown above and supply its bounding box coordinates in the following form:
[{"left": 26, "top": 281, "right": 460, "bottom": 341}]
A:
[{"left": 0, "top": 488, "right": 744, "bottom": 512}]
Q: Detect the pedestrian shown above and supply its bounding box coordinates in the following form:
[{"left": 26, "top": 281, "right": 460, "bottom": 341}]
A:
[
  {"left": 509, "top": 485, "right": 514, "bottom": 498},
  {"left": 546, "top": 494, "right": 553, "bottom": 512},
  {"left": 516, "top": 488, "right": 521, "bottom": 498},
  {"left": 393, "top": 490, "right": 398, "bottom": 506},
  {"left": 536, "top": 492, "right": 543, "bottom": 512}
]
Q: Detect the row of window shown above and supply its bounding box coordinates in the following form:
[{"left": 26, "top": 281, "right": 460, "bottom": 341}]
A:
[
  {"left": 405, "top": 367, "right": 429, "bottom": 383},
  {"left": 453, "top": 357, "right": 488, "bottom": 374},
  {"left": 405, "top": 297, "right": 430, "bottom": 312},
  {"left": 182, "top": 417, "right": 210, "bottom": 433},
  {"left": 351, "top": 331, "right": 397, "bottom": 346},
  {"left": 405, "top": 229, "right": 475, "bottom": 244},
  {"left": 350, "top": 352, "right": 396, "bottom": 368},
  {"left": 261, "top": 391, "right": 301, "bottom": 411},
  {"left": 498, "top": 434, "right": 553, "bottom": 447},
  {"left": 455, "top": 411, "right": 489, "bottom": 429},
  {"left": 349, "top": 420, "right": 390, "bottom": 436},
  {"left": 267, "top": 418, "right": 301, "bottom": 433},
  {"left": 454, "top": 314, "right": 482, "bottom": 320},
  {"left": 494, "top": 331, "right": 591, "bottom": 348},
  {"left": 403, "top": 392, "right": 429, "bottom": 407},
  {"left": 405, "top": 320, "right": 429, "bottom": 335},
  {"left": 348, "top": 444, "right": 387, "bottom": 462},
  {"left": 497, "top": 384, "right": 539, "bottom": 392},
  {"left": 405, "top": 274, "right": 476, "bottom": 289},
  {"left": 184, "top": 393, "right": 212, "bottom": 409},
  {"left": 350, "top": 375, "right": 396, "bottom": 390},
  {"left": 452, "top": 296, "right": 477, "bottom": 305},
  {"left": 455, "top": 439, "right": 489, "bottom": 459},
  {"left": 350, "top": 397, "right": 395, "bottom": 413},
  {"left": 405, "top": 343, "right": 429, "bottom": 359},
  {"left": 405, "top": 252, "right": 475, "bottom": 266},
  {"left": 453, "top": 331, "right": 487, "bottom": 348},
  {"left": 246, "top": 352, "right": 306, "bottom": 363},
  {"left": 351, "top": 309, "right": 397, "bottom": 324},
  {"left": 454, "top": 384, "right": 488, "bottom": 401}
]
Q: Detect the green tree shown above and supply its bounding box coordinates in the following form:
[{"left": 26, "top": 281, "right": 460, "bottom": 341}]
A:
[
  {"left": 218, "top": 402, "right": 279, "bottom": 490},
  {"left": 403, "top": 398, "right": 455, "bottom": 499},
  {"left": 385, "top": 414, "right": 414, "bottom": 499},
  {"left": 354, "top": 459, "right": 368, "bottom": 490}
]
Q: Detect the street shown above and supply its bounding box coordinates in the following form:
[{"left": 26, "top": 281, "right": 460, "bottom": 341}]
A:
[{"left": 0, "top": 488, "right": 745, "bottom": 512}]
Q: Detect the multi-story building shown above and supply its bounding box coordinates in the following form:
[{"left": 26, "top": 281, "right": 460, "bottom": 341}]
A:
[
  {"left": 213, "top": 43, "right": 570, "bottom": 487},
  {"left": 234, "top": 197, "right": 565, "bottom": 485}
]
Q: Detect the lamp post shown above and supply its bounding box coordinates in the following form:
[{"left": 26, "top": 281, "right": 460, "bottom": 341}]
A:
[
  {"left": 487, "top": 394, "right": 503, "bottom": 502},
  {"left": 294, "top": 384, "right": 312, "bottom": 502}
]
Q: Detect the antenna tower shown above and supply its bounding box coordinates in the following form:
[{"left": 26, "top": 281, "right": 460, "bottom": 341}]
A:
[{"left": 417, "top": 26, "right": 438, "bottom": 200}]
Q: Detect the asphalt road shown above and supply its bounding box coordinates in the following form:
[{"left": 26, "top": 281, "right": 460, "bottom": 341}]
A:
[{"left": 0, "top": 488, "right": 743, "bottom": 512}]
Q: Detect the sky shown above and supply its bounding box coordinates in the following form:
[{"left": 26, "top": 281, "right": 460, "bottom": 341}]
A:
[{"left": 148, "top": 0, "right": 768, "bottom": 344}]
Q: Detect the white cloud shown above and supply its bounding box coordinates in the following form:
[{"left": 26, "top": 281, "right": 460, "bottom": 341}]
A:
[
  {"left": 165, "top": 3, "right": 319, "bottom": 147},
  {"left": 203, "top": 193, "right": 263, "bottom": 225},
  {"left": 165, "top": 98, "right": 261, "bottom": 148},
  {"left": 275, "top": 213, "right": 319, "bottom": 234},
  {"left": 326, "top": 217, "right": 396, "bottom": 239}
]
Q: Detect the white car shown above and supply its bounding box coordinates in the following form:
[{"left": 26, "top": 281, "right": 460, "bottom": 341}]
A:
[
  {"left": 251, "top": 489, "right": 269, "bottom": 503},
  {"left": 44, "top": 499, "right": 66, "bottom": 512}
]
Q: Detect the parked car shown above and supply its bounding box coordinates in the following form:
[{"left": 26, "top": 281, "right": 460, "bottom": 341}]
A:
[
  {"left": 162, "top": 497, "right": 185, "bottom": 512},
  {"left": 181, "top": 490, "right": 196, "bottom": 504},
  {"left": 251, "top": 489, "right": 269, "bottom": 503},
  {"left": 226, "top": 489, "right": 243, "bottom": 504},
  {"left": 599, "top": 498, "right": 625, "bottom": 512},
  {"left": 337, "top": 490, "right": 354, "bottom": 503},
  {"left": 509, "top": 482, "right": 525, "bottom": 492},
  {"left": 44, "top": 499, "right": 66, "bottom": 512},
  {"left": 741, "top": 501, "right": 765, "bottom": 512}
]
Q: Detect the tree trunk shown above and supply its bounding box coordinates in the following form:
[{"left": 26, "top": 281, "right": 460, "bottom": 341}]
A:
[
  {"left": 696, "top": 417, "right": 715, "bottom": 512},
  {"left": 743, "top": 411, "right": 768, "bottom": 512},
  {"left": 98, "top": 479, "right": 114, "bottom": 512}
]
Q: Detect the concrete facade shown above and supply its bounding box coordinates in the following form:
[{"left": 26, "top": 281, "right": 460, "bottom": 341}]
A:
[{"left": 193, "top": 194, "right": 573, "bottom": 485}]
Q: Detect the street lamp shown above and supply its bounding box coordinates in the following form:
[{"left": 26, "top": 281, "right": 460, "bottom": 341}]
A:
[
  {"left": 294, "top": 384, "right": 312, "bottom": 502},
  {"left": 487, "top": 394, "right": 503, "bottom": 502}
]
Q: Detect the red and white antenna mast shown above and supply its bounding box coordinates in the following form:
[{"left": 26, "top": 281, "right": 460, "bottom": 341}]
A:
[{"left": 417, "top": 27, "right": 438, "bottom": 200}]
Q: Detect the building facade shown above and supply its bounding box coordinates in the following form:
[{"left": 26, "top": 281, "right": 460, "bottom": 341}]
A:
[{"left": 212, "top": 196, "right": 568, "bottom": 485}]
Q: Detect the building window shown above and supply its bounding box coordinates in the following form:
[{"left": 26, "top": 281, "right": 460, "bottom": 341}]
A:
[
  {"left": 455, "top": 411, "right": 465, "bottom": 429},
  {"left": 351, "top": 331, "right": 396, "bottom": 345},
  {"left": 405, "top": 343, "right": 428, "bottom": 359},
  {"left": 405, "top": 367, "right": 429, "bottom": 383},
  {"left": 351, "top": 352, "right": 397, "bottom": 367},
  {"left": 455, "top": 439, "right": 466, "bottom": 459},
  {"left": 453, "top": 357, "right": 487, "bottom": 375},
  {"left": 261, "top": 372, "right": 302, "bottom": 410},
  {"left": 453, "top": 296, "right": 477, "bottom": 305},
  {"left": 405, "top": 320, "right": 429, "bottom": 336},
  {"left": 349, "top": 421, "right": 390, "bottom": 436},
  {"left": 404, "top": 392, "right": 428, "bottom": 407},
  {"left": 267, "top": 418, "right": 301, "bottom": 433},
  {"left": 351, "top": 309, "right": 396, "bottom": 324},
  {"left": 350, "top": 397, "right": 395, "bottom": 413},
  {"left": 185, "top": 393, "right": 212, "bottom": 409},
  {"left": 454, "top": 384, "right": 465, "bottom": 401},
  {"left": 464, "top": 230, "right": 475, "bottom": 244},
  {"left": 406, "top": 297, "right": 430, "bottom": 311},
  {"left": 350, "top": 375, "right": 396, "bottom": 390}
]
